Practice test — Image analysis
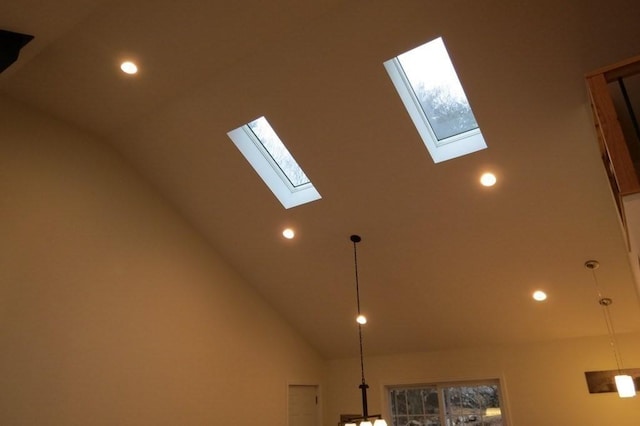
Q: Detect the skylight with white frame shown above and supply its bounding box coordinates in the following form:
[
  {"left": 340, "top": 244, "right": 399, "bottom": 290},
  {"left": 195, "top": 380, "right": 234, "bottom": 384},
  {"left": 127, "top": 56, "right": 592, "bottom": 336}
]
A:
[
  {"left": 227, "top": 116, "right": 321, "bottom": 209},
  {"left": 384, "top": 36, "right": 487, "bottom": 163}
]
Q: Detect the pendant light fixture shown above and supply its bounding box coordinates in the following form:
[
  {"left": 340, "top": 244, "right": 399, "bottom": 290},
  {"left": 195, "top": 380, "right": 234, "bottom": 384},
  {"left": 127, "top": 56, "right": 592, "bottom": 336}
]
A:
[
  {"left": 585, "top": 260, "right": 637, "bottom": 398},
  {"left": 344, "top": 235, "right": 388, "bottom": 426}
]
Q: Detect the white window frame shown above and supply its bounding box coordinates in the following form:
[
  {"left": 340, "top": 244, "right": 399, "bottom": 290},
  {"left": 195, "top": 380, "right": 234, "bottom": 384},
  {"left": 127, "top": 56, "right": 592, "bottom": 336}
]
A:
[
  {"left": 387, "top": 379, "right": 505, "bottom": 426},
  {"left": 228, "top": 118, "right": 321, "bottom": 209},
  {"left": 384, "top": 39, "right": 487, "bottom": 163}
]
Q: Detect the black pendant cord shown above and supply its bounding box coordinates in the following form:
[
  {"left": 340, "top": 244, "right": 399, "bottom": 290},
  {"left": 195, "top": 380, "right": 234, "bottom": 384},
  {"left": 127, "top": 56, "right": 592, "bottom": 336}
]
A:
[
  {"left": 358, "top": 326, "right": 366, "bottom": 386},
  {"left": 352, "top": 235, "right": 365, "bottom": 384},
  {"left": 351, "top": 235, "right": 369, "bottom": 419}
]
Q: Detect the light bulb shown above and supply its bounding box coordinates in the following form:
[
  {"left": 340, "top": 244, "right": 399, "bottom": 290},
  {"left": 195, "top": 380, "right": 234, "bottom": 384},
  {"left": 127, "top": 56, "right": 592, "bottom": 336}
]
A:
[
  {"left": 480, "top": 172, "right": 497, "bottom": 187},
  {"left": 360, "top": 421, "right": 373, "bottom": 426},
  {"left": 615, "top": 374, "right": 636, "bottom": 398},
  {"left": 373, "top": 420, "right": 388, "bottom": 426},
  {"left": 532, "top": 290, "right": 547, "bottom": 301},
  {"left": 282, "top": 228, "right": 295, "bottom": 239},
  {"left": 120, "top": 61, "right": 138, "bottom": 74},
  {"left": 356, "top": 314, "right": 367, "bottom": 324}
]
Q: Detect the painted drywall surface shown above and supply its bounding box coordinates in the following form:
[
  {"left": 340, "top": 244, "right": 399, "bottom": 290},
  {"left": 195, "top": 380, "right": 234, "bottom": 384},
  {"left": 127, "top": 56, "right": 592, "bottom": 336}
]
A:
[
  {"left": 325, "top": 333, "right": 640, "bottom": 426},
  {"left": 0, "top": 97, "right": 323, "bottom": 425}
]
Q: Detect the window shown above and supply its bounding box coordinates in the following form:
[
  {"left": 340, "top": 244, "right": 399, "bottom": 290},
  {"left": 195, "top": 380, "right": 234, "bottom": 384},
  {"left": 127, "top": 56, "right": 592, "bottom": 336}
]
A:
[
  {"left": 384, "top": 37, "right": 487, "bottom": 163},
  {"left": 388, "top": 380, "right": 503, "bottom": 426},
  {"left": 228, "top": 116, "right": 321, "bottom": 209}
]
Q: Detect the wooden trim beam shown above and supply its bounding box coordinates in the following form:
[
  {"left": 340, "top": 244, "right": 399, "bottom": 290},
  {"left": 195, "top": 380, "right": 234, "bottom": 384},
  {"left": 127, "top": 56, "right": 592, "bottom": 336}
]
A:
[
  {"left": 586, "top": 54, "right": 640, "bottom": 82},
  {"left": 586, "top": 73, "right": 640, "bottom": 195}
]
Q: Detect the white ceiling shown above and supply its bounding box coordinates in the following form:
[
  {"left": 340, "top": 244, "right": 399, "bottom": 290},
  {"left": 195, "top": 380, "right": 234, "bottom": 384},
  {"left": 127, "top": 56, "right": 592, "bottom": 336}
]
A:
[{"left": 2, "top": 0, "right": 640, "bottom": 359}]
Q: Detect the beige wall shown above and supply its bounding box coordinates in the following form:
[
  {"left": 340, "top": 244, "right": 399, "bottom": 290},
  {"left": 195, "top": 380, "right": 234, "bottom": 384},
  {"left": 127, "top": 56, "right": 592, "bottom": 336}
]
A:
[
  {"left": 325, "top": 332, "right": 640, "bottom": 425},
  {"left": 0, "top": 97, "right": 323, "bottom": 425}
]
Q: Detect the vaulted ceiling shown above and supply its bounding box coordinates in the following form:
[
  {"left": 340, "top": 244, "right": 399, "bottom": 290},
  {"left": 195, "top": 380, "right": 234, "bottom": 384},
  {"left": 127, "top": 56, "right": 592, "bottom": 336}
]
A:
[{"left": 2, "top": 0, "right": 640, "bottom": 359}]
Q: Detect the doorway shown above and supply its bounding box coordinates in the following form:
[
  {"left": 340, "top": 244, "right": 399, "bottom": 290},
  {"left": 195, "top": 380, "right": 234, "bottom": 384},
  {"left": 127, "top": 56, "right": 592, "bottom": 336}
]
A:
[{"left": 288, "top": 385, "right": 319, "bottom": 426}]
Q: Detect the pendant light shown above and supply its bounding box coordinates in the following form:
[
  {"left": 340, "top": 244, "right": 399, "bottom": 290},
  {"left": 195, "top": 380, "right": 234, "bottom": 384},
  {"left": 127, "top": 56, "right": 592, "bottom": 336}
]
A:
[
  {"left": 585, "top": 260, "right": 636, "bottom": 398},
  {"left": 344, "top": 235, "right": 388, "bottom": 426}
]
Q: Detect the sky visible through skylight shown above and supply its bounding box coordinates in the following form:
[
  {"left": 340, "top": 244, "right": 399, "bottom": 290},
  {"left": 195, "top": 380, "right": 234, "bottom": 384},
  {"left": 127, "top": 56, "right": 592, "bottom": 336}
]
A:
[
  {"left": 397, "top": 37, "right": 478, "bottom": 141},
  {"left": 247, "top": 117, "right": 310, "bottom": 187}
]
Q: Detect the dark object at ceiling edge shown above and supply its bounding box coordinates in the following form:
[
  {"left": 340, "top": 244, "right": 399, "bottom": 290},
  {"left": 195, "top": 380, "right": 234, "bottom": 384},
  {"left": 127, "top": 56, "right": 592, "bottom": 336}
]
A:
[{"left": 0, "top": 29, "right": 35, "bottom": 73}]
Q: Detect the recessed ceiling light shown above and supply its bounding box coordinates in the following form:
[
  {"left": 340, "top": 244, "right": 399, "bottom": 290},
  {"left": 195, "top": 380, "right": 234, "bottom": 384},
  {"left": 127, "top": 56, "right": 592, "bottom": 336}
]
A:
[
  {"left": 480, "top": 172, "right": 497, "bottom": 187},
  {"left": 282, "top": 228, "right": 295, "bottom": 239},
  {"left": 356, "top": 314, "right": 367, "bottom": 325},
  {"left": 533, "top": 290, "right": 547, "bottom": 301},
  {"left": 120, "top": 61, "right": 138, "bottom": 75}
]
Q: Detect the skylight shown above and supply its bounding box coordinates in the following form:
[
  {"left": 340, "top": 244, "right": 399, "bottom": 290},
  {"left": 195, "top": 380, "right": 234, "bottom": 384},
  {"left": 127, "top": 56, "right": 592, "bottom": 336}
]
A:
[
  {"left": 228, "top": 116, "right": 321, "bottom": 209},
  {"left": 384, "top": 37, "right": 487, "bottom": 163}
]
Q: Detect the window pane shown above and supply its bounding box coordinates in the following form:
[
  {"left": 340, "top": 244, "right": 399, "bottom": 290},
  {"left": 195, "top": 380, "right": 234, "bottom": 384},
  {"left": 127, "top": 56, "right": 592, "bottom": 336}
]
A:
[
  {"left": 228, "top": 117, "right": 321, "bottom": 208},
  {"left": 397, "top": 37, "right": 478, "bottom": 141},
  {"left": 390, "top": 387, "right": 439, "bottom": 426},
  {"left": 406, "top": 388, "right": 423, "bottom": 414},
  {"left": 443, "top": 384, "right": 502, "bottom": 426},
  {"left": 421, "top": 388, "right": 439, "bottom": 415},
  {"left": 247, "top": 116, "right": 310, "bottom": 187},
  {"left": 391, "top": 389, "right": 408, "bottom": 415}
]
